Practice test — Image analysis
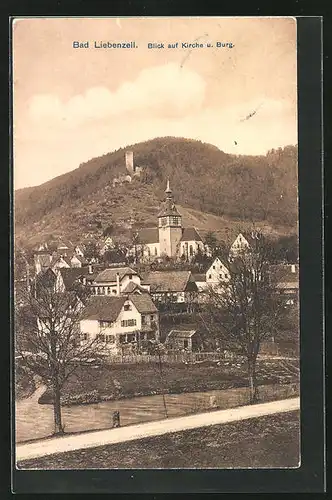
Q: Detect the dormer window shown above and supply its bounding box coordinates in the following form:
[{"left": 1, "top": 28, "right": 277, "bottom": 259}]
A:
[
  {"left": 124, "top": 303, "right": 131, "bottom": 311},
  {"left": 128, "top": 274, "right": 132, "bottom": 280}
]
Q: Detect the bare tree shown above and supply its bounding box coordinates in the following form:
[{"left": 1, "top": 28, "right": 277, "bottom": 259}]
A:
[
  {"left": 200, "top": 232, "right": 283, "bottom": 403},
  {"left": 15, "top": 282, "right": 106, "bottom": 435}
]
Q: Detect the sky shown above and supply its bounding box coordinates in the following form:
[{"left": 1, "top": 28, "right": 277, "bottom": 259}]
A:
[{"left": 13, "top": 17, "right": 297, "bottom": 189}]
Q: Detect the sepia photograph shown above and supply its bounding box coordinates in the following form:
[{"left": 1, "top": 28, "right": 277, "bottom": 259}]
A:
[{"left": 12, "top": 16, "right": 300, "bottom": 471}]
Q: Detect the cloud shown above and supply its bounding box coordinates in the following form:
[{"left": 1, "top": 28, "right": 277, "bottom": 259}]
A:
[{"left": 28, "top": 63, "right": 206, "bottom": 126}]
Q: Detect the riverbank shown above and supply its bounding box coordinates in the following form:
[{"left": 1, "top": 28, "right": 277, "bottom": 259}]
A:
[
  {"left": 16, "top": 382, "right": 299, "bottom": 443},
  {"left": 17, "top": 409, "right": 300, "bottom": 468},
  {"left": 36, "top": 358, "right": 299, "bottom": 406}
]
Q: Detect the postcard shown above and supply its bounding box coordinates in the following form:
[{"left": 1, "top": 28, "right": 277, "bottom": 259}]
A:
[{"left": 12, "top": 16, "right": 301, "bottom": 475}]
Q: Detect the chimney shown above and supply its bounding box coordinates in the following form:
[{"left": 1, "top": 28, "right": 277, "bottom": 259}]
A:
[
  {"left": 116, "top": 272, "right": 120, "bottom": 296},
  {"left": 291, "top": 264, "right": 296, "bottom": 273},
  {"left": 88, "top": 264, "right": 93, "bottom": 274},
  {"left": 125, "top": 151, "right": 134, "bottom": 173}
]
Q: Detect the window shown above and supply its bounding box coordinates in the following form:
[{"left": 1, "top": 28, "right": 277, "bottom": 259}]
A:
[
  {"left": 99, "top": 320, "right": 113, "bottom": 328},
  {"left": 219, "top": 274, "right": 223, "bottom": 279},
  {"left": 121, "top": 319, "right": 137, "bottom": 327},
  {"left": 105, "top": 335, "right": 115, "bottom": 344},
  {"left": 81, "top": 333, "right": 88, "bottom": 341},
  {"left": 184, "top": 339, "right": 189, "bottom": 349},
  {"left": 150, "top": 315, "right": 154, "bottom": 321},
  {"left": 154, "top": 247, "right": 157, "bottom": 256},
  {"left": 208, "top": 274, "right": 212, "bottom": 279},
  {"left": 97, "top": 333, "right": 105, "bottom": 341},
  {"left": 124, "top": 304, "right": 131, "bottom": 311},
  {"left": 142, "top": 315, "right": 147, "bottom": 325},
  {"left": 189, "top": 245, "right": 193, "bottom": 256},
  {"left": 212, "top": 265, "right": 215, "bottom": 270},
  {"left": 127, "top": 333, "right": 136, "bottom": 342},
  {"left": 107, "top": 287, "right": 111, "bottom": 295},
  {"left": 171, "top": 216, "right": 179, "bottom": 225},
  {"left": 161, "top": 217, "right": 167, "bottom": 226}
]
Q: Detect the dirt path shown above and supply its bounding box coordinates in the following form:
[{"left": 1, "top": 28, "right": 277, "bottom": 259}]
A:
[{"left": 16, "top": 396, "right": 300, "bottom": 462}]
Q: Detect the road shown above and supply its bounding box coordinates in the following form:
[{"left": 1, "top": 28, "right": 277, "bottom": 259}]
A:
[{"left": 16, "top": 396, "right": 300, "bottom": 462}]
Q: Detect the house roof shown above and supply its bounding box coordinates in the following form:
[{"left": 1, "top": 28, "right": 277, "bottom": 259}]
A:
[
  {"left": 81, "top": 296, "right": 126, "bottom": 321},
  {"left": 180, "top": 227, "right": 203, "bottom": 242},
  {"left": 94, "top": 267, "right": 137, "bottom": 284},
  {"left": 50, "top": 253, "right": 72, "bottom": 267},
  {"left": 137, "top": 227, "right": 159, "bottom": 245},
  {"left": 71, "top": 254, "right": 86, "bottom": 264},
  {"left": 35, "top": 267, "right": 57, "bottom": 285},
  {"left": 58, "top": 268, "right": 89, "bottom": 290},
  {"left": 121, "top": 282, "right": 149, "bottom": 294},
  {"left": 192, "top": 273, "right": 206, "bottom": 282},
  {"left": 167, "top": 329, "right": 197, "bottom": 339},
  {"left": 129, "top": 294, "right": 158, "bottom": 314},
  {"left": 141, "top": 271, "right": 197, "bottom": 292},
  {"left": 35, "top": 253, "right": 52, "bottom": 268}
]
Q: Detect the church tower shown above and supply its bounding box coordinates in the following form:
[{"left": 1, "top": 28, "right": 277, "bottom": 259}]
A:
[{"left": 158, "top": 180, "right": 183, "bottom": 257}]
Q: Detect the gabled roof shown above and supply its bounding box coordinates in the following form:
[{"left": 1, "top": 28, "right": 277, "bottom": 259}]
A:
[
  {"left": 121, "top": 282, "right": 149, "bottom": 294},
  {"left": 192, "top": 273, "right": 206, "bottom": 282},
  {"left": 57, "top": 268, "right": 89, "bottom": 290},
  {"left": 137, "top": 227, "right": 159, "bottom": 245},
  {"left": 94, "top": 267, "right": 137, "bottom": 284},
  {"left": 81, "top": 296, "right": 126, "bottom": 321},
  {"left": 129, "top": 294, "right": 158, "bottom": 314},
  {"left": 35, "top": 253, "right": 52, "bottom": 268},
  {"left": 50, "top": 253, "right": 72, "bottom": 267},
  {"left": 167, "top": 329, "right": 197, "bottom": 339},
  {"left": 141, "top": 271, "right": 197, "bottom": 293},
  {"left": 71, "top": 254, "right": 86, "bottom": 264},
  {"left": 180, "top": 227, "right": 203, "bottom": 242}
]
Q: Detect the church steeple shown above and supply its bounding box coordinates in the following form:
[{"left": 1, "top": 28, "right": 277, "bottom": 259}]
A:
[
  {"left": 158, "top": 179, "right": 183, "bottom": 257},
  {"left": 165, "top": 178, "right": 172, "bottom": 198}
]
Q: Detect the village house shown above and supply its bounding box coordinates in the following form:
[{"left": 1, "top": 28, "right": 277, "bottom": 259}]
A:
[
  {"left": 130, "top": 180, "right": 205, "bottom": 261},
  {"left": 206, "top": 256, "right": 231, "bottom": 288},
  {"left": 141, "top": 270, "right": 198, "bottom": 308},
  {"left": 165, "top": 327, "right": 199, "bottom": 351},
  {"left": 272, "top": 263, "right": 299, "bottom": 305},
  {"left": 229, "top": 231, "right": 261, "bottom": 258},
  {"left": 34, "top": 251, "right": 52, "bottom": 275},
  {"left": 90, "top": 267, "right": 149, "bottom": 296},
  {"left": 79, "top": 294, "right": 159, "bottom": 353}
]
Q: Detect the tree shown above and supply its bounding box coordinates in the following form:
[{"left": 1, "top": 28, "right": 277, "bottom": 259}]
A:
[
  {"left": 83, "top": 242, "right": 99, "bottom": 261},
  {"left": 200, "top": 233, "right": 283, "bottom": 403},
  {"left": 15, "top": 283, "right": 106, "bottom": 435},
  {"left": 204, "top": 231, "right": 218, "bottom": 255}
]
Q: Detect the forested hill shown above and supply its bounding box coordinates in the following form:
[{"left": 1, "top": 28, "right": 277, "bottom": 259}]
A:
[{"left": 15, "top": 137, "right": 298, "bottom": 247}]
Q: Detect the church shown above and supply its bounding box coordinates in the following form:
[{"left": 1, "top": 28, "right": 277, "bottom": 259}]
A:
[{"left": 131, "top": 180, "right": 205, "bottom": 261}]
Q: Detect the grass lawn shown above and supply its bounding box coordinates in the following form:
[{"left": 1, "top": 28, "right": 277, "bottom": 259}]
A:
[
  {"left": 18, "top": 410, "right": 300, "bottom": 469},
  {"left": 37, "top": 358, "right": 299, "bottom": 405}
]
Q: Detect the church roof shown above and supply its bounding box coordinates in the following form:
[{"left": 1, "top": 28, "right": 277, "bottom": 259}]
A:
[
  {"left": 137, "top": 227, "right": 159, "bottom": 245},
  {"left": 180, "top": 227, "right": 203, "bottom": 242}
]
